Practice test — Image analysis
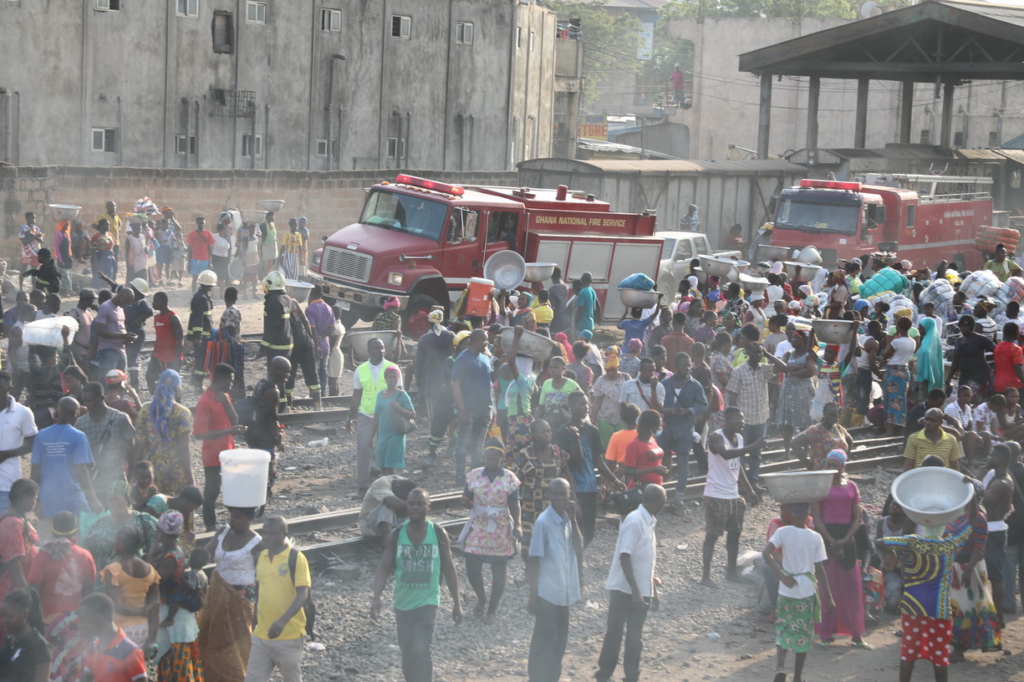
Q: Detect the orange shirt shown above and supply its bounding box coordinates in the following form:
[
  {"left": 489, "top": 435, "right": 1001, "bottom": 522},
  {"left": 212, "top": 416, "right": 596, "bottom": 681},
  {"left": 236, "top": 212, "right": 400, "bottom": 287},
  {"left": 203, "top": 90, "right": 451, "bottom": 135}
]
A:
[{"left": 605, "top": 428, "right": 638, "bottom": 464}]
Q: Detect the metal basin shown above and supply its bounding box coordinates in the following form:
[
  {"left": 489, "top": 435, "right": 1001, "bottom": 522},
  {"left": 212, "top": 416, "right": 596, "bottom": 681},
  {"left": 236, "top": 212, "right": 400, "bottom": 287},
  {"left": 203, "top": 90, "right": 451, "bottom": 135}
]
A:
[
  {"left": 757, "top": 244, "right": 790, "bottom": 262},
  {"left": 348, "top": 330, "right": 399, "bottom": 359},
  {"left": 618, "top": 288, "right": 661, "bottom": 309},
  {"left": 760, "top": 471, "right": 836, "bottom": 504},
  {"left": 285, "top": 279, "right": 314, "bottom": 304},
  {"left": 48, "top": 204, "right": 81, "bottom": 221},
  {"left": 524, "top": 262, "right": 557, "bottom": 283},
  {"left": 699, "top": 255, "right": 738, "bottom": 278},
  {"left": 891, "top": 467, "right": 973, "bottom": 535},
  {"left": 812, "top": 319, "right": 857, "bottom": 345},
  {"left": 726, "top": 259, "right": 750, "bottom": 282},
  {"left": 739, "top": 274, "right": 770, "bottom": 295},
  {"left": 260, "top": 199, "right": 285, "bottom": 213},
  {"left": 499, "top": 326, "right": 560, "bottom": 362},
  {"left": 783, "top": 261, "right": 823, "bottom": 283}
]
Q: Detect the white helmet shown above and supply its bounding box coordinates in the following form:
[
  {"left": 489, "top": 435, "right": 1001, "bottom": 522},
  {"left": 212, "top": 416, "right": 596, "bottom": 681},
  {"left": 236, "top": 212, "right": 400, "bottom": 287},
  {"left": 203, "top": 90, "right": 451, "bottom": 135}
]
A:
[
  {"left": 130, "top": 278, "right": 150, "bottom": 295},
  {"left": 263, "top": 270, "right": 286, "bottom": 291},
  {"left": 197, "top": 270, "right": 218, "bottom": 287}
]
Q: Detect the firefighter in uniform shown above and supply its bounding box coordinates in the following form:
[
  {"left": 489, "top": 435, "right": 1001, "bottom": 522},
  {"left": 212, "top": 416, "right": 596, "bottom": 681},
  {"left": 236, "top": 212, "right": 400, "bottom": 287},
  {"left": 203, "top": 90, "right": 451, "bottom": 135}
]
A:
[
  {"left": 260, "top": 270, "right": 294, "bottom": 401},
  {"left": 286, "top": 295, "right": 322, "bottom": 411},
  {"left": 188, "top": 269, "right": 217, "bottom": 387}
]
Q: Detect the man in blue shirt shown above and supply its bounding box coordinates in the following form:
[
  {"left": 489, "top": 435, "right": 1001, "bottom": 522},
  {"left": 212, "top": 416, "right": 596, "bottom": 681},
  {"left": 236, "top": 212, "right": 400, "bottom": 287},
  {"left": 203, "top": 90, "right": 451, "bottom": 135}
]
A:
[
  {"left": 555, "top": 391, "right": 622, "bottom": 549},
  {"left": 30, "top": 397, "right": 101, "bottom": 517},
  {"left": 527, "top": 478, "right": 582, "bottom": 682},
  {"left": 575, "top": 272, "right": 597, "bottom": 337},
  {"left": 617, "top": 304, "right": 660, "bottom": 352},
  {"left": 659, "top": 352, "right": 708, "bottom": 512},
  {"left": 451, "top": 329, "right": 493, "bottom": 486}
]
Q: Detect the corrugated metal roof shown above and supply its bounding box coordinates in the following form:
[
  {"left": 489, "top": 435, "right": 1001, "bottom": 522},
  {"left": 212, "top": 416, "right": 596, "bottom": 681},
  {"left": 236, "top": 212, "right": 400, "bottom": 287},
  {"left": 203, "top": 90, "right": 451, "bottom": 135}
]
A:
[
  {"left": 954, "top": 148, "right": 1007, "bottom": 160},
  {"left": 530, "top": 158, "right": 804, "bottom": 175},
  {"left": 994, "top": 149, "right": 1024, "bottom": 165},
  {"left": 948, "top": 0, "right": 1024, "bottom": 29}
]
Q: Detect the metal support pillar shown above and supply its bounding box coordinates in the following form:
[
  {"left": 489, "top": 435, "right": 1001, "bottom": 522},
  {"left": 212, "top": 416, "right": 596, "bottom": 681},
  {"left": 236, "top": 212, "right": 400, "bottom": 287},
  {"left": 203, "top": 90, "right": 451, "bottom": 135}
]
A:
[
  {"left": 940, "top": 81, "right": 955, "bottom": 147},
  {"left": 757, "top": 75, "right": 772, "bottom": 160},
  {"left": 806, "top": 76, "right": 820, "bottom": 153},
  {"left": 899, "top": 81, "right": 914, "bottom": 144},
  {"left": 855, "top": 78, "right": 869, "bottom": 148}
]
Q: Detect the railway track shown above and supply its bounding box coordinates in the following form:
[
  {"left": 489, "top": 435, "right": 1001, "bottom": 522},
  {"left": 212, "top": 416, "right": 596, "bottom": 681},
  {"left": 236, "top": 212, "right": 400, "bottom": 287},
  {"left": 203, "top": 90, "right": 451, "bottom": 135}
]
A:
[{"left": 199, "top": 431, "right": 906, "bottom": 564}]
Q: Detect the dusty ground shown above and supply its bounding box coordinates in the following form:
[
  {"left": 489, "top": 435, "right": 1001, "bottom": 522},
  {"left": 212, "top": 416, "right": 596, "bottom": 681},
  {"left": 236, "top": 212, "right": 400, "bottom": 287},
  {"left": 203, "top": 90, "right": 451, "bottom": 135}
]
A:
[{"left": 15, "top": 279, "right": 1024, "bottom": 681}]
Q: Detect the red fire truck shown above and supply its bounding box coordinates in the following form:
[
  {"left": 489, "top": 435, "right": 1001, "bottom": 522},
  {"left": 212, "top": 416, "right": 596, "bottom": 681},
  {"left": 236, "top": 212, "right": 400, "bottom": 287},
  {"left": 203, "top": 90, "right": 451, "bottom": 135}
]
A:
[
  {"left": 766, "top": 175, "right": 994, "bottom": 271},
  {"left": 306, "top": 174, "right": 664, "bottom": 336}
]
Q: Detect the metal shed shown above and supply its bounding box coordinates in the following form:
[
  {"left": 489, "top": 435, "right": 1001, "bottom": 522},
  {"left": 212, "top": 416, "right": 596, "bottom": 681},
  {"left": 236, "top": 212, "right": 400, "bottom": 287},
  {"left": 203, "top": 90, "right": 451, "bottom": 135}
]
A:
[{"left": 517, "top": 157, "right": 806, "bottom": 247}]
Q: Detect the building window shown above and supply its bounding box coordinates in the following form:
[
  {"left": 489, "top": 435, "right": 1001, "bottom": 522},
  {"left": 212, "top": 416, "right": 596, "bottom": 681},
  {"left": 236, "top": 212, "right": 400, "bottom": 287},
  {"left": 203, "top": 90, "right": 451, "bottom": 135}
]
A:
[
  {"left": 387, "top": 137, "right": 405, "bottom": 159},
  {"left": 212, "top": 11, "right": 233, "bottom": 53},
  {"left": 456, "top": 22, "right": 473, "bottom": 44},
  {"left": 529, "top": 30, "right": 535, "bottom": 52},
  {"left": 96, "top": 0, "right": 121, "bottom": 10},
  {"left": 515, "top": 27, "right": 521, "bottom": 49},
  {"left": 245, "top": 1, "right": 266, "bottom": 23},
  {"left": 316, "top": 139, "right": 329, "bottom": 156},
  {"left": 242, "top": 134, "right": 263, "bottom": 157},
  {"left": 175, "top": 135, "right": 198, "bottom": 155},
  {"left": 177, "top": 0, "right": 198, "bottom": 17},
  {"left": 919, "top": 129, "right": 930, "bottom": 144},
  {"left": 391, "top": 15, "right": 410, "bottom": 38},
  {"left": 321, "top": 8, "right": 341, "bottom": 32},
  {"left": 92, "top": 128, "right": 117, "bottom": 153},
  {"left": 989, "top": 131, "right": 1000, "bottom": 147}
]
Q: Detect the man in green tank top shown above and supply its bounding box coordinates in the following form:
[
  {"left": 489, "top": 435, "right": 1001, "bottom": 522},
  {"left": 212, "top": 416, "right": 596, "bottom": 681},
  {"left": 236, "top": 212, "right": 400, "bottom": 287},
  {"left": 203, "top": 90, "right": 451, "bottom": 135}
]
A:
[{"left": 371, "top": 488, "right": 462, "bottom": 682}]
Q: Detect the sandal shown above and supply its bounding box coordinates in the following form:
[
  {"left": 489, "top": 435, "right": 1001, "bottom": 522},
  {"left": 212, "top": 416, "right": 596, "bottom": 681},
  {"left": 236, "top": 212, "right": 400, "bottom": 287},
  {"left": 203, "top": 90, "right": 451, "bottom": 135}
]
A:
[{"left": 851, "top": 640, "right": 872, "bottom": 650}]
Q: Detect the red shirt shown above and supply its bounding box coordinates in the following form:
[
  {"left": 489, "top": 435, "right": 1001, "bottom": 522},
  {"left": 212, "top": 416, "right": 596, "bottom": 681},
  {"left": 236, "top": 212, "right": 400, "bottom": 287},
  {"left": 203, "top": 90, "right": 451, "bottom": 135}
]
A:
[
  {"left": 153, "top": 310, "right": 181, "bottom": 363},
  {"left": 27, "top": 541, "right": 96, "bottom": 617},
  {"left": 623, "top": 436, "right": 664, "bottom": 487},
  {"left": 194, "top": 389, "right": 234, "bottom": 467},
  {"left": 994, "top": 340, "right": 1024, "bottom": 392},
  {"left": 186, "top": 229, "right": 214, "bottom": 261},
  {"left": 84, "top": 628, "right": 147, "bottom": 682}
]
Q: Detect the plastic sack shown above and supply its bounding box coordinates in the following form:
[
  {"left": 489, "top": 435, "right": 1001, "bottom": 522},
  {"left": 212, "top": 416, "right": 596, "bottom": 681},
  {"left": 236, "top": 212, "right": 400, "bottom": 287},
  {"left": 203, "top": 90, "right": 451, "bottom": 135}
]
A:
[
  {"left": 859, "top": 267, "right": 906, "bottom": 299},
  {"left": 919, "top": 278, "right": 955, "bottom": 317},
  {"left": 960, "top": 269, "right": 1001, "bottom": 301},
  {"left": 618, "top": 272, "right": 656, "bottom": 291}
]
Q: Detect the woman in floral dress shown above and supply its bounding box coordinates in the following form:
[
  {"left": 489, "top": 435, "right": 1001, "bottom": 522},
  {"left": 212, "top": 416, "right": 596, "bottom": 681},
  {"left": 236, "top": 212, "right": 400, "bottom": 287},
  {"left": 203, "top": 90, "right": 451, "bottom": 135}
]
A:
[
  {"left": 136, "top": 370, "right": 194, "bottom": 494},
  {"left": 778, "top": 329, "right": 818, "bottom": 457},
  {"left": 458, "top": 439, "right": 522, "bottom": 624},
  {"left": 510, "top": 419, "right": 571, "bottom": 555}
]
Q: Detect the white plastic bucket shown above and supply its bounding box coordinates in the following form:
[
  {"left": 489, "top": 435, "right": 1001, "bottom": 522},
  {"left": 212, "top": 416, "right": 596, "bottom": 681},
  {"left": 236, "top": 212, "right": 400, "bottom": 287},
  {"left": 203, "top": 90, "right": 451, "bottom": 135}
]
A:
[
  {"left": 219, "top": 449, "right": 271, "bottom": 508},
  {"left": 22, "top": 316, "right": 80, "bottom": 348}
]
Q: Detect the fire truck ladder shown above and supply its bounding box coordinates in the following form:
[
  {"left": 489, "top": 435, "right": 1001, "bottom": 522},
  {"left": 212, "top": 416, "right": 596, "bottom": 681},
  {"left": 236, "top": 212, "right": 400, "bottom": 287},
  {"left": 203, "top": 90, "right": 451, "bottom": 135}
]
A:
[{"left": 889, "top": 174, "right": 993, "bottom": 203}]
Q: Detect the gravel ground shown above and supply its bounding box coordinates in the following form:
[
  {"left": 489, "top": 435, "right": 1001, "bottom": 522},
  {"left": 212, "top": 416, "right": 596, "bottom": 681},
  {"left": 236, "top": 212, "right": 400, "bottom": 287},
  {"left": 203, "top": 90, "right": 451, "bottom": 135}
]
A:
[{"left": 18, "top": 283, "right": 1024, "bottom": 681}]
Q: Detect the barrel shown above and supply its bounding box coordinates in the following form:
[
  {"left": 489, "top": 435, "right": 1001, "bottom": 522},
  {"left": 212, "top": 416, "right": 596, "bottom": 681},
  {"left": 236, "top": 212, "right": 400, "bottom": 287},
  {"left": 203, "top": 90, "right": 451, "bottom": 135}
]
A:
[
  {"left": 220, "top": 449, "right": 271, "bottom": 508},
  {"left": 465, "top": 277, "right": 494, "bottom": 318}
]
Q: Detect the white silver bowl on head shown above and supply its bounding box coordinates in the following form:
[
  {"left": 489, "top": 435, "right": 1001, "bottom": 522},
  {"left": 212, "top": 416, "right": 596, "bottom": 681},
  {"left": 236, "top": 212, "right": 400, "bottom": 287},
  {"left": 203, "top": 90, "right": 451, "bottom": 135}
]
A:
[
  {"left": 698, "top": 255, "right": 737, "bottom": 278},
  {"left": 524, "top": 262, "right": 557, "bottom": 283},
  {"left": 726, "top": 260, "right": 750, "bottom": 283},
  {"left": 48, "top": 204, "right": 82, "bottom": 221},
  {"left": 783, "top": 261, "right": 823, "bottom": 284},
  {"left": 284, "top": 279, "right": 315, "bottom": 304},
  {"left": 891, "top": 467, "right": 973, "bottom": 536},
  {"left": 739, "top": 273, "right": 770, "bottom": 295},
  {"left": 618, "top": 288, "right": 661, "bottom": 309},
  {"left": 812, "top": 319, "right": 858, "bottom": 345},
  {"left": 757, "top": 244, "right": 790, "bottom": 262},
  {"left": 260, "top": 199, "right": 285, "bottom": 213},
  {"left": 759, "top": 471, "right": 836, "bottom": 504}
]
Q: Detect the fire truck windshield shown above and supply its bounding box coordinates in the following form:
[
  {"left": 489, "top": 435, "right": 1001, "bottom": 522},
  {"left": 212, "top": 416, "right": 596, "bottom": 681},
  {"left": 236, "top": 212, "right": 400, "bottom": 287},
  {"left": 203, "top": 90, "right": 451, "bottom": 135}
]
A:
[
  {"left": 776, "top": 196, "right": 859, "bottom": 235},
  {"left": 360, "top": 189, "right": 450, "bottom": 241}
]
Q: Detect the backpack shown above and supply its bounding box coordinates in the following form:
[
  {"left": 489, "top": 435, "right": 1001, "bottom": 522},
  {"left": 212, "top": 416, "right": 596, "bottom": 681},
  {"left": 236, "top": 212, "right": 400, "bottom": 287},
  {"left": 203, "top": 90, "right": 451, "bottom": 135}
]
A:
[{"left": 253, "top": 547, "right": 317, "bottom": 639}]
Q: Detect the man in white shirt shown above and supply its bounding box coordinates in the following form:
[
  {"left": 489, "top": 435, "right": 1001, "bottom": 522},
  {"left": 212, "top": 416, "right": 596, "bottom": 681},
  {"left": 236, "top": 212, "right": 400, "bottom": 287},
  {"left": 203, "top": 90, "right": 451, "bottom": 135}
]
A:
[
  {"left": 595, "top": 484, "right": 666, "bottom": 682},
  {"left": 0, "top": 370, "right": 39, "bottom": 514},
  {"left": 618, "top": 358, "right": 665, "bottom": 413},
  {"left": 527, "top": 478, "right": 582, "bottom": 682}
]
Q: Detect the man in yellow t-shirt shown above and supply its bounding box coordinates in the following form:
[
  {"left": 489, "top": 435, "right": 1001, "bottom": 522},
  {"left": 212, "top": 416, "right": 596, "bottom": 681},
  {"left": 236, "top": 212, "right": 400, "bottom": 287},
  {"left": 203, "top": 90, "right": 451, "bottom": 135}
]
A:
[
  {"left": 248, "top": 516, "right": 311, "bottom": 682},
  {"left": 96, "top": 200, "right": 122, "bottom": 274},
  {"left": 534, "top": 289, "right": 554, "bottom": 334}
]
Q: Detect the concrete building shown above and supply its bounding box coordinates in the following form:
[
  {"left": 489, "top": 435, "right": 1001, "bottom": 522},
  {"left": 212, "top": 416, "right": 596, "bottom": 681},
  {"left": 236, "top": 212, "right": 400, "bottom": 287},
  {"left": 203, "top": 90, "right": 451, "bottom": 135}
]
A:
[
  {"left": 587, "top": 15, "right": 1024, "bottom": 162},
  {"left": 0, "top": 0, "right": 581, "bottom": 171}
]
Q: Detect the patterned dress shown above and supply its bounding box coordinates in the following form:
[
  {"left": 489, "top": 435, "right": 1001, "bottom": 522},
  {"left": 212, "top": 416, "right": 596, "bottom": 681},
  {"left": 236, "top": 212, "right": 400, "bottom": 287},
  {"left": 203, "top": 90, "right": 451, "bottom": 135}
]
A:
[
  {"left": 946, "top": 513, "right": 1002, "bottom": 652},
  {"left": 510, "top": 446, "right": 567, "bottom": 544},
  {"left": 137, "top": 402, "right": 194, "bottom": 495},
  {"left": 460, "top": 468, "right": 521, "bottom": 561},
  {"left": 157, "top": 548, "right": 204, "bottom": 682},
  {"left": 797, "top": 423, "right": 852, "bottom": 470},
  {"left": 779, "top": 350, "right": 815, "bottom": 431}
]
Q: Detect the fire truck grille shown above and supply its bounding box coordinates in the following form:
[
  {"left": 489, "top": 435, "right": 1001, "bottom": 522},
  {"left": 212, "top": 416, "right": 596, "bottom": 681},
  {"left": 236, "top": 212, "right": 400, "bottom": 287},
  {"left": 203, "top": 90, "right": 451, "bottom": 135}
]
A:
[
  {"left": 818, "top": 248, "right": 838, "bottom": 268},
  {"left": 321, "top": 247, "right": 372, "bottom": 283}
]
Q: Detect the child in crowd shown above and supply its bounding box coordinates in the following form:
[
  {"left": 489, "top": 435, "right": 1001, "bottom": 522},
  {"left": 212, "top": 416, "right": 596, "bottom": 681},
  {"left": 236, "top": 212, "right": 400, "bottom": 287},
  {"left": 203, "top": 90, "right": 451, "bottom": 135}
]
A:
[
  {"left": 160, "top": 547, "right": 209, "bottom": 629},
  {"left": 533, "top": 289, "right": 553, "bottom": 336},
  {"left": 762, "top": 502, "right": 833, "bottom": 682},
  {"left": 131, "top": 460, "right": 168, "bottom": 518},
  {"left": 761, "top": 503, "right": 815, "bottom": 616},
  {"left": 604, "top": 402, "right": 641, "bottom": 476},
  {"left": 811, "top": 346, "right": 843, "bottom": 422}
]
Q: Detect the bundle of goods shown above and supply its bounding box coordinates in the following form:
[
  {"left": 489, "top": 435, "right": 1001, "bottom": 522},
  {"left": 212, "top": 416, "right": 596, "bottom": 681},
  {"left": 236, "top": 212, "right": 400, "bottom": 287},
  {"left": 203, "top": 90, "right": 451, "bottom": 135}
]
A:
[
  {"left": 619, "top": 273, "right": 656, "bottom": 291},
  {"left": 918, "top": 278, "right": 955, "bottom": 317},
  {"left": 132, "top": 196, "right": 161, "bottom": 217},
  {"left": 859, "top": 267, "right": 908, "bottom": 299},
  {"left": 959, "top": 269, "right": 1001, "bottom": 301},
  {"left": 996, "top": 276, "right": 1024, "bottom": 308},
  {"left": 975, "top": 225, "right": 1021, "bottom": 255}
]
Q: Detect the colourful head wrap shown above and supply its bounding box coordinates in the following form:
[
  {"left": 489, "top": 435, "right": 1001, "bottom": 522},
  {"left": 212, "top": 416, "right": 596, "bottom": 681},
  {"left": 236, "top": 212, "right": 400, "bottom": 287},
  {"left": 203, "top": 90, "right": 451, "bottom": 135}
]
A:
[
  {"left": 628, "top": 338, "right": 643, "bottom": 354},
  {"left": 428, "top": 309, "right": 444, "bottom": 324},
  {"left": 854, "top": 299, "right": 869, "bottom": 312},
  {"left": 104, "top": 369, "right": 128, "bottom": 385},
  {"left": 157, "top": 510, "right": 185, "bottom": 536},
  {"left": 894, "top": 308, "right": 913, "bottom": 318},
  {"left": 384, "top": 365, "right": 402, "bottom": 379},
  {"left": 604, "top": 347, "right": 620, "bottom": 368},
  {"left": 826, "top": 449, "right": 847, "bottom": 465},
  {"left": 383, "top": 296, "right": 400, "bottom": 310},
  {"left": 150, "top": 369, "right": 182, "bottom": 443},
  {"left": 580, "top": 330, "right": 593, "bottom": 341},
  {"left": 109, "top": 479, "right": 132, "bottom": 498}
]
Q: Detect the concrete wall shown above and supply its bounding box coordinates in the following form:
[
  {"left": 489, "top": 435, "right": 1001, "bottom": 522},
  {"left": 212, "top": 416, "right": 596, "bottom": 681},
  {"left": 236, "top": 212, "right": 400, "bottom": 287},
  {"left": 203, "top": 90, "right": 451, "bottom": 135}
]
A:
[
  {"left": 0, "top": 0, "right": 567, "bottom": 172},
  {"left": 0, "top": 165, "right": 516, "bottom": 268},
  {"left": 589, "top": 16, "right": 1024, "bottom": 161}
]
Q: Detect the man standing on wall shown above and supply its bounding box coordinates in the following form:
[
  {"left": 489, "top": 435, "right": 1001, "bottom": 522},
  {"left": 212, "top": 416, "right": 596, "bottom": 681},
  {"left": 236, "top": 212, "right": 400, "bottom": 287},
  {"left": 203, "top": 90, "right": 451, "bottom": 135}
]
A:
[{"left": 96, "top": 200, "right": 121, "bottom": 275}]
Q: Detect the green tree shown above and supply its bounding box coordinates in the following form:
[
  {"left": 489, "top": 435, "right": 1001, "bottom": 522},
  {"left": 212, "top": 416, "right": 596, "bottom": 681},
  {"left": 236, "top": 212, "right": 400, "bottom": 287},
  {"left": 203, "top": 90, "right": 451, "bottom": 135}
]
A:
[{"left": 545, "top": 1, "right": 641, "bottom": 108}]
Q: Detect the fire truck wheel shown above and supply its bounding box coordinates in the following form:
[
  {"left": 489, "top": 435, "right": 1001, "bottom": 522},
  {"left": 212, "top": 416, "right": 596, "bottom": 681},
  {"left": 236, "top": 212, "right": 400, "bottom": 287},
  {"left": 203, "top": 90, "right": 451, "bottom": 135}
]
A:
[{"left": 403, "top": 295, "right": 439, "bottom": 338}]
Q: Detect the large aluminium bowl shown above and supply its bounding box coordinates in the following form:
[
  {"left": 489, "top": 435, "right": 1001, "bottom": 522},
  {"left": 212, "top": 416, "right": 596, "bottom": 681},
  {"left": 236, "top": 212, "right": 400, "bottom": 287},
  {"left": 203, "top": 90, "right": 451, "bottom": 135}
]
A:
[
  {"left": 783, "top": 261, "right": 823, "bottom": 283},
  {"left": 348, "top": 330, "right": 399, "bottom": 358},
  {"left": 891, "top": 467, "right": 974, "bottom": 534},
  {"left": 618, "top": 288, "right": 661, "bottom": 309},
  {"left": 260, "top": 199, "right": 286, "bottom": 213},
  {"left": 48, "top": 204, "right": 82, "bottom": 221},
  {"left": 284, "top": 279, "right": 314, "bottom": 304},
  {"left": 726, "top": 259, "right": 751, "bottom": 283},
  {"left": 524, "top": 262, "right": 557, "bottom": 283},
  {"left": 812, "top": 319, "right": 858, "bottom": 345},
  {"left": 756, "top": 244, "right": 791, "bottom": 262},
  {"left": 739, "top": 274, "right": 769, "bottom": 295},
  {"left": 699, "top": 255, "right": 738, "bottom": 278},
  {"left": 760, "top": 471, "right": 836, "bottom": 504},
  {"left": 499, "top": 326, "right": 560, "bottom": 362}
]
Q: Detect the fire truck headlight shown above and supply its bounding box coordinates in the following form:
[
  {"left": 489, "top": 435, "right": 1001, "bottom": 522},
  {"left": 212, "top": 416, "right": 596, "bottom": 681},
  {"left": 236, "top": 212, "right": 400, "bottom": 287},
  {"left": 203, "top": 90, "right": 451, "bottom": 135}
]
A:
[
  {"left": 388, "top": 272, "right": 403, "bottom": 286},
  {"left": 312, "top": 253, "right": 321, "bottom": 268}
]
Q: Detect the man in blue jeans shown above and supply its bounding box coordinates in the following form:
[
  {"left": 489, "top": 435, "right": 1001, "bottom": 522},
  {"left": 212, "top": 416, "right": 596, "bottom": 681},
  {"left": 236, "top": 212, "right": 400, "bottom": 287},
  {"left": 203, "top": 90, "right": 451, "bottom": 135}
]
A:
[
  {"left": 92, "top": 286, "right": 136, "bottom": 381},
  {"left": 451, "top": 329, "right": 493, "bottom": 486},
  {"left": 659, "top": 352, "right": 707, "bottom": 512}
]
